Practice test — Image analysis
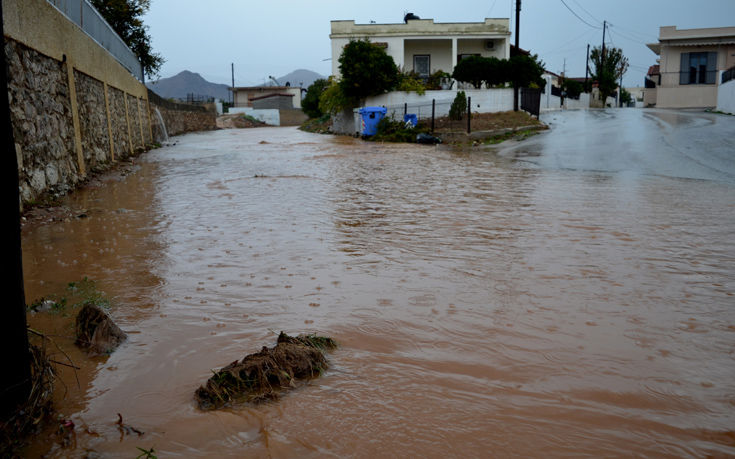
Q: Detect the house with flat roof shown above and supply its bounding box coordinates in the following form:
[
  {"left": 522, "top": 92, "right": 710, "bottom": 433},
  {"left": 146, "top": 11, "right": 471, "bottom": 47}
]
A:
[
  {"left": 329, "top": 14, "right": 511, "bottom": 80},
  {"left": 646, "top": 25, "right": 735, "bottom": 108}
]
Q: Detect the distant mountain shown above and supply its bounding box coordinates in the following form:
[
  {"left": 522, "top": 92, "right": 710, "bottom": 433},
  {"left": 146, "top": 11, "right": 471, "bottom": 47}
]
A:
[
  {"left": 146, "top": 70, "right": 230, "bottom": 101},
  {"left": 275, "top": 69, "right": 325, "bottom": 89}
]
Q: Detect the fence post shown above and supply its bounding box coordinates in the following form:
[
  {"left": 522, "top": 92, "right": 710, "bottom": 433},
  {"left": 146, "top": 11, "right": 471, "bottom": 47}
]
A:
[
  {"left": 467, "top": 96, "right": 471, "bottom": 134},
  {"left": 404, "top": 103, "right": 407, "bottom": 117},
  {"left": 431, "top": 99, "right": 435, "bottom": 134}
]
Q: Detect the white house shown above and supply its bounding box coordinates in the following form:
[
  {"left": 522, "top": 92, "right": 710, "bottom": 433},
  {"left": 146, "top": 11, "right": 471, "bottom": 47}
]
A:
[
  {"left": 646, "top": 25, "right": 735, "bottom": 108},
  {"left": 330, "top": 15, "right": 511, "bottom": 79}
]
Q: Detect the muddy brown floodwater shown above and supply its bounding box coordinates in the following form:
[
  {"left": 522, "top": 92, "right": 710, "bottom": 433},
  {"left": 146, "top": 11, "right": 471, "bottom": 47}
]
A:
[{"left": 21, "top": 110, "right": 735, "bottom": 457}]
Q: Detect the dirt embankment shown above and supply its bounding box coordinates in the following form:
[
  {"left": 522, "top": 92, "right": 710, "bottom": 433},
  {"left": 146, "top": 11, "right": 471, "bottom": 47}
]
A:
[{"left": 216, "top": 114, "right": 268, "bottom": 129}]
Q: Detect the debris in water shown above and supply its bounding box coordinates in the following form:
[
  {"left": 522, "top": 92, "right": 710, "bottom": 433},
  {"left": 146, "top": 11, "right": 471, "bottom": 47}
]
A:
[
  {"left": 416, "top": 133, "right": 442, "bottom": 144},
  {"left": 116, "top": 413, "right": 144, "bottom": 438},
  {"left": 194, "top": 332, "right": 337, "bottom": 410},
  {"left": 75, "top": 304, "right": 127, "bottom": 355}
]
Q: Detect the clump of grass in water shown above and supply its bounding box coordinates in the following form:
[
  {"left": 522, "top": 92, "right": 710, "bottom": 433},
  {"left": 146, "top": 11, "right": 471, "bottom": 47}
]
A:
[
  {"left": 0, "top": 342, "right": 56, "bottom": 456},
  {"left": 27, "top": 277, "right": 111, "bottom": 315},
  {"left": 195, "top": 332, "right": 338, "bottom": 410}
]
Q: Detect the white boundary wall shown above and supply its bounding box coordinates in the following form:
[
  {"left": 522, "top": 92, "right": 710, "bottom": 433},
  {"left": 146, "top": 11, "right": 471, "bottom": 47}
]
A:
[
  {"left": 365, "top": 88, "right": 514, "bottom": 120},
  {"left": 716, "top": 73, "right": 735, "bottom": 114}
]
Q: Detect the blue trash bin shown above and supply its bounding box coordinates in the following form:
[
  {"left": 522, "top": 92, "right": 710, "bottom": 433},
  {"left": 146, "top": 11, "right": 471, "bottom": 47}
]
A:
[
  {"left": 403, "top": 113, "right": 418, "bottom": 127},
  {"left": 359, "top": 107, "right": 387, "bottom": 136}
]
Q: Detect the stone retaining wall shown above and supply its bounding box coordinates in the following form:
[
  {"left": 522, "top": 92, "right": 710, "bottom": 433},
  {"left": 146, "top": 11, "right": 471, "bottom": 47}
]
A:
[
  {"left": 5, "top": 37, "right": 216, "bottom": 206},
  {"left": 5, "top": 40, "right": 79, "bottom": 202}
]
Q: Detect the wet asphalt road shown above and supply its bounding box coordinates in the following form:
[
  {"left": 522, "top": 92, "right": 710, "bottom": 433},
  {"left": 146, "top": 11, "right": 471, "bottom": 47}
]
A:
[{"left": 500, "top": 108, "right": 735, "bottom": 184}]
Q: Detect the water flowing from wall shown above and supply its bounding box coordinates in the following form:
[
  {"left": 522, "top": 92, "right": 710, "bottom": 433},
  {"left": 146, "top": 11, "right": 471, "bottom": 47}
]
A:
[{"left": 153, "top": 107, "right": 169, "bottom": 144}]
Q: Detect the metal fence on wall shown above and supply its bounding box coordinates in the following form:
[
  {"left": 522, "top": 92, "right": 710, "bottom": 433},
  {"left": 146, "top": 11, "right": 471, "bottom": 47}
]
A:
[
  {"left": 723, "top": 66, "right": 735, "bottom": 85},
  {"left": 381, "top": 98, "right": 474, "bottom": 133},
  {"left": 46, "top": 0, "right": 144, "bottom": 81}
]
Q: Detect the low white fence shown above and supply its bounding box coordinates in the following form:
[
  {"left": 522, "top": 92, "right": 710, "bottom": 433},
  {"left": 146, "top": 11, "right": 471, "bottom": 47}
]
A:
[
  {"left": 716, "top": 71, "right": 735, "bottom": 114},
  {"left": 364, "top": 88, "right": 514, "bottom": 121},
  {"left": 541, "top": 93, "right": 592, "bottom": 111}
]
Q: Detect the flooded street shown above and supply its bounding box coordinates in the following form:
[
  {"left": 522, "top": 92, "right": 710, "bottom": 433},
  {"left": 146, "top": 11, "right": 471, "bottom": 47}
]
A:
[{"left": 22, "top": 109, "right": 735, "bottom": 457}]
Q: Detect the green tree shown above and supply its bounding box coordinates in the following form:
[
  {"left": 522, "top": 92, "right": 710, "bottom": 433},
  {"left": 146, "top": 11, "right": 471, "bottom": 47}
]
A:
[
  {"left": 484, "top": 57, "right": 510, "bottom": 87},
  {"left": 452, "top": 56, "right": 487, "bottom": 89},
  {"left": 562, "top": 79, "right": 583, "bottom": 99},
  {"left": 449, "top": 91, "right": 467, "bottom": 120},
  {"left": 509, "top": 54, "right": 546, "bottom": 89},
  {"left": 338, "top": 40, "right": 399, "bottom": 102},
  {"left": 318, "top": 77, "right": 353, "bottom": 114},
  {"left": 302, "top": 78, "right": 329, "bottom": 119},
  {"left": 620, "top": 87, "right": 632, "bottom": 104},
  {"left": 590, "top": 46, "right": 629, "bottom": 102},
  {"left": 90, "top": 0, "right": 164, "bottom": 78}
]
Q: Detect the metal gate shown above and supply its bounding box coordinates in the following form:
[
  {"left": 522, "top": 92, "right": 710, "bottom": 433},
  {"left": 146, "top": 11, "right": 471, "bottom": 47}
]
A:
[{"left": 521, "top": 88, "right": 541, "bottom": 118}]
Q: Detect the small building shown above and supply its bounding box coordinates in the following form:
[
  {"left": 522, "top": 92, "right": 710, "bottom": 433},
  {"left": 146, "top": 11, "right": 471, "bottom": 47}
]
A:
[
  {"left": 250, "top": 93, "right": 295, "bottom": 110},
  {"left": 330, "top": 15, "right": 511, "bottom": 79},
  {"left": 231, "top": 86, "right": 302, "bottom": 109},
  {"left": 646, "top": 25, "right": 735, "bottom": 108}
]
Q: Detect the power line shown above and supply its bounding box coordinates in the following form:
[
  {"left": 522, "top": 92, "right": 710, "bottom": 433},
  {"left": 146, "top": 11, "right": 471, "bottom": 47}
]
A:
[
  {"left": 570, "top": 0, "right": 600, "bottom": 24},
  {"left": 607, "top": 24, "right": 652, "bottom": 46},
  {"left": 559, "top": 0, "right": 601, "bottom": 29},
  {"left": 538, "top": 28, "right": 596, "bottom": 56},
  {"left": 608, "top": 23, "right": 657, "bottom": 42},
  {"left": 485, "top": 0, "right": 499, "bottom": 17}
]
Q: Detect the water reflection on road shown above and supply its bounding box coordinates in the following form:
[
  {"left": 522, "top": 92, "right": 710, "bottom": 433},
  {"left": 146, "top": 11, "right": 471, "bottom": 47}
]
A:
[{"left": 22, "top": 109, "right": 735, "bottom": 457}]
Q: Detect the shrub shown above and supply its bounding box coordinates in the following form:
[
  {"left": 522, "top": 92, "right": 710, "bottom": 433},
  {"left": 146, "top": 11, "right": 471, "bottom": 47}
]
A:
[
  {"left": 318, "top": 77, "right": 353, "bottom": 114},
  {"left": 426, "top": 70, "right": 451, "bottom": 90},
  {"left": 484, "top": 57, "right": 510, "bottom": 87},
  {"left": 396, "top": 70, "right": 426, "bottom": 95},
  {"left": 452, "top": 56, "right": 486, "bottom": 89},
  {"left": 302, "top": 78, "right": 329, "bottom": 118},
  {"left": 449, "top": 91, "right": 467, "bottom": 121},
  {"left": 562, "top": 79, "right": 583, "bottom": 99},
  {"left": 371, "top": 116, "right": 429, "bottom": 143}
]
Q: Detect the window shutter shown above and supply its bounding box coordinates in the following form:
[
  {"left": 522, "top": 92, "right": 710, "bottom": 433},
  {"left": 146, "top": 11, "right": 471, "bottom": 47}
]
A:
[
  {"left": 706, "top": 52, "right": 717, "bottom": 84},
  {"left": 680, "top": 53, "right": 689, "bottom": 85}
]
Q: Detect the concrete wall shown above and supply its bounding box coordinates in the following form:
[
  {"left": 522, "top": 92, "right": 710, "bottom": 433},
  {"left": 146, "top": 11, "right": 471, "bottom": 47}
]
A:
[
  {"left": 656, "top": 86, "right": 718, "bottom": 109},
  {"left": 643, "top": 88, "right": 657, "bottom": 107},
  {"left": 3, "top": 0, "right": 215, "bottom": 205},
  {"left": 716, "top": 76, "right": 735, "bottom": 114},
  {"left": 365, "top": 88, "right": 514, "bottom": 120},
  {"left": 541, "top": 93, "right": 591, "bottom": 111},
  {"left": 252, "top": 95, "right": 294, "bottom": 110},
  {"left": 279, "top": 109, "right": 308, "bottom": 126}
]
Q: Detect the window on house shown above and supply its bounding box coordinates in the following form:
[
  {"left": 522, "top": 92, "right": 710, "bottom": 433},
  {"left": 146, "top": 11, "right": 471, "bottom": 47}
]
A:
[
  {"left": 413, "top": 55, "right": 430, "bottom": 78},
  {"left": 680, "top": 52, "right": 717, "bottom": 85}
]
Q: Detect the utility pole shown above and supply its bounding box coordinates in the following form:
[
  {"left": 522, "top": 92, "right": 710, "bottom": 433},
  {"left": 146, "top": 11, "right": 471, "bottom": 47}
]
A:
[
  {"left": 585, "top": 43, "right": 590, "bottom": 86},
  {"left": 513, "top": 0, "right": 521, "bottom": 111},
  {"left": 231, "top": 63, "right": 234, "bottom": 105},
  {"left": 0, "top": 3, "right": 31, "bottom": 419},
  {"left": 601, "top": 20, "right": 606, "bottom": 70}
]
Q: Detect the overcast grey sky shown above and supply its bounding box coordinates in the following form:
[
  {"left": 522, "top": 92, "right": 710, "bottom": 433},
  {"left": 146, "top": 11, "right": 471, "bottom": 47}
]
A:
[{"left": 143, "top": 0, "right": 735, "bottom": 88}]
